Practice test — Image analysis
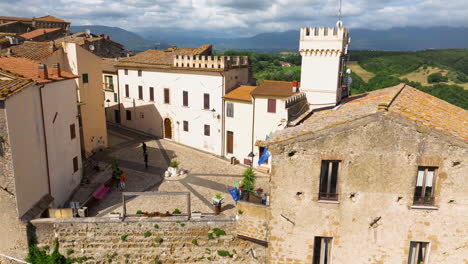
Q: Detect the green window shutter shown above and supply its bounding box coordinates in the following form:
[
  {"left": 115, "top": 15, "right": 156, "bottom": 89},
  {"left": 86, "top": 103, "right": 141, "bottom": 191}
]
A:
[
  {"left": 82, "top": 73, "right": 89, "bottom": 83},
  {"left": 114, "top": 93, "right": 118, "bottom": 102}
]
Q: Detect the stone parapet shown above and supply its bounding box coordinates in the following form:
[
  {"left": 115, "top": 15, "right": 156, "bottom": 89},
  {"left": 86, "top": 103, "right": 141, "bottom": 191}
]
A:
[
  {"left": 237, "top": 201, "right": 270, "bottom": 243},
  {"left": 173, "top": 55, "right": 249, "bottom": 70}
]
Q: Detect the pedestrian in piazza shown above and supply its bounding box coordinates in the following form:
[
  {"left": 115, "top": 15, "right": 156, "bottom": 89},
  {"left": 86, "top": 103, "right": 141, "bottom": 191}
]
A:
[
  {"left": 119, "top": 171, "right": 126, "bottom": 191},
  {"left": 144, "top": 152, "right": 148, "bottom": 169},
  {"left": 142, "top": 142, "right": 147, "bottom": 154}
]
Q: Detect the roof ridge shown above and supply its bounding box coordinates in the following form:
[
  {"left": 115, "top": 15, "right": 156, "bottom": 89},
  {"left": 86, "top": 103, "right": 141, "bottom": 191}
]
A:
[{"left": 386, "top": 83, "right": 407, "bottom": 110}]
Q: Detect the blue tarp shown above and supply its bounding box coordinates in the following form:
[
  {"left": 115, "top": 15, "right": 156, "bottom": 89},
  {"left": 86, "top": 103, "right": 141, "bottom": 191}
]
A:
[{"left": 229, "top": 188, "right": 240, "bottom": 202}]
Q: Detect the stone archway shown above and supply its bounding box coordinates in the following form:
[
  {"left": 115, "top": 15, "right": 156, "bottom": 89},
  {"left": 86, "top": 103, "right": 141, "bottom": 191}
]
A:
[{"left": 164, "top": 118, "right": 172, "bottom": 139}]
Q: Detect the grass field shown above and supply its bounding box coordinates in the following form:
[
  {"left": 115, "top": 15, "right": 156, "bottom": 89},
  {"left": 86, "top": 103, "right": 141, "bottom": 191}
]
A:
[
  {"left": 401, "top": 66, "right": 468, "bottom": 89},
  {"left": 347, "top": 61, "right": 375, "bottom": 82}
]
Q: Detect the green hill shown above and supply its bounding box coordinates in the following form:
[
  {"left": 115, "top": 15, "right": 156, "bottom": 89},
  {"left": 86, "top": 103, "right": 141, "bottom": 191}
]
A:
[{"left": 218, "top": 49, "right": 468, "bottom": 109}]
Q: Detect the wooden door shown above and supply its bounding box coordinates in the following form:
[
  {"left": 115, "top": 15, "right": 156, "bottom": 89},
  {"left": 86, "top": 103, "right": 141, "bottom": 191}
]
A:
[
  {"left": 164, "top": 118, "right": 172, "bottom": 139},
  {"left": 227, "top": 131, "right": 233, "bottom": 154}
]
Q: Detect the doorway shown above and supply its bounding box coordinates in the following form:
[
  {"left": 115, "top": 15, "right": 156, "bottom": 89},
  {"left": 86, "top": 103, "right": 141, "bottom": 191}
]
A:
[
  {"left": 227, "top": 131, "right": 233, "bottom": 154},
  {"left": 114, "top": 110, "right": 120, "bottom": 124},
  {"left": 164, "top": 118, "right": 172, "bottom": 139}
]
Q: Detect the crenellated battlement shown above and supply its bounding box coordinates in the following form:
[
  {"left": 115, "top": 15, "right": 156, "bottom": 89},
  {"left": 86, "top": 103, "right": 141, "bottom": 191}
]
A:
[
  {"left": 173, "top": 55, "right": 249, "bottom": 70},
  {"left": 300, "top": 27, "right": 348, "bottom": 41}
]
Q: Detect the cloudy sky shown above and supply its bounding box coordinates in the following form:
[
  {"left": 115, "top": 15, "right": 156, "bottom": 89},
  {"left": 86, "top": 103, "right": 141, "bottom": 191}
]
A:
[{"left": 1, "top": 0, "right": 466, "bottom": 36}]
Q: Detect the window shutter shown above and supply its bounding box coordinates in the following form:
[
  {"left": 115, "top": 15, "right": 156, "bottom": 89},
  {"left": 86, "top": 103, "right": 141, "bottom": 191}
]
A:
[
  {"left": 149, "top": 87, "right": 154, "bottom": 101},
  {"left": 204, "top": 93, "right": 210, "bottom": 109},
  {"left": 138, "top": 85, "right": 143, "bottom": 99},
  {"left": 125, "top": 84, "right": 129, "bottom": 97},
  {"left": 267, "top": 99, "right": 276, "bottom": 113},
  {"left": 183, "top": 91, "right": 188, "bottom": 106}
]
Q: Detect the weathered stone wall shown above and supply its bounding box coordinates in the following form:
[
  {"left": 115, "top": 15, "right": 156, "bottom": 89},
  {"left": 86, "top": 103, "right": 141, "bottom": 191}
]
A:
[
  {"left": 237, "top": 201, "right": 269, "bottom": 242},
  {"left": 267, "top": 113, "right": 468, "bottom": 264},
  {"left": 31, "top": 217, "right": 267, "bottom": 263},
  {"left": 0, "top": 102, "right": 29, "bottom": 261}
]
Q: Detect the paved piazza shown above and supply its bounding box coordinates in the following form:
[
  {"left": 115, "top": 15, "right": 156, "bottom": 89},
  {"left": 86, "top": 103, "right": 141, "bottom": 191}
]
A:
[{"left": 71, "top": 124, "right": 270, "bottom": 217}]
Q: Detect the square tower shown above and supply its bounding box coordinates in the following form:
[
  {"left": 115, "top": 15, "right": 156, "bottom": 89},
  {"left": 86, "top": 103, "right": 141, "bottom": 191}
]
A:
[{"left": 299, "top": 26, "right": 350, "bottom": 109}]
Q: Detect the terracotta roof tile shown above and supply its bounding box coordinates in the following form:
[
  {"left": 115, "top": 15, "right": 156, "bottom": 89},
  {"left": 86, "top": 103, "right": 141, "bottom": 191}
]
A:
[
  {"left": 54, "top": 32, "right": 123, "bottom": 49},
  {"left": 0, "top": 16, "right": 32, "bottom": 22},
  {"left": 265, "top": 84, "right": 468, "bottom": 144},
  {"left": 119, "top": 45, "right": 212, "bottom": 66},
  {"left": 20, "top": 28, "right": 61, "bottom": 40},
  {"left": 34, "top": 15, "right": 69, "bottom": 23},
  {"left": 0, "top": 57, "right": 76, "bottom": 84},
  {"left": 251, "top": 80, "right": 300, "bottom": 97},
  {"left": 102, "top": 58, "right": 118, "bottom": 73},
  {"left": 0, "top": 41, "right": 57, "bottom": 61},
  {"left": 0, "top": 70, "right": 33, "bottom": 99},
  {"left": 224, "top": 85, "right": 256, "bottom": 102}
]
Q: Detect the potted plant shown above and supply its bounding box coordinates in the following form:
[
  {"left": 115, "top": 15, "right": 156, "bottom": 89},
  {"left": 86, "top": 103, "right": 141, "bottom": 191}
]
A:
[
  {"left": 212, "top": 193, "right": 224, "bottom": 214},
  {"left": 168, "top": 160, "right": 180, "bottom": 176},
  {"left": 241, "top": 168, "right": 256, "bottom": 200}
]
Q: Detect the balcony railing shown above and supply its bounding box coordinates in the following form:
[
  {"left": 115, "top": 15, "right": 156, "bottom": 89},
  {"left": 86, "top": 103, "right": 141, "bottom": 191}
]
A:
[
  {"left": 318, "top": 192, "right": 339, "bottom": 201},
  {"left": 413, "top": 196, "right": 435, "bottom": 206}
]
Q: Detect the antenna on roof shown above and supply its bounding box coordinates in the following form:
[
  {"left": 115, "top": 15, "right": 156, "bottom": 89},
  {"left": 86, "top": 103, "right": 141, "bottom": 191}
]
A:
[{"left": 336, "top": 0, "right": 343, "bottom": 28}]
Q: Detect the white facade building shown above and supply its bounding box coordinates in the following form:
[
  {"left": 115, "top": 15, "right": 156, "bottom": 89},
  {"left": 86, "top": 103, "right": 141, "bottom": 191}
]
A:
[
  {"left": 102, "top": 58, "right": 120, "bottom": 123},
  {"left": 116, "top": 45, "right": 250, "bottom": 155},
  {"left": 224, "top": 81, "right": 308, "bottom": 172}
]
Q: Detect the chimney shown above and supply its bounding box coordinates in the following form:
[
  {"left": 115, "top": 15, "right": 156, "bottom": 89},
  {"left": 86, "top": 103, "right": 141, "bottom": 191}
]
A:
[
  {"left": 292, "top": 80, "right": 298, "bottom": 93},
  {"left": 51, "top": 63, "right": 61, "bottom": 77},
  {"left": 6, "top": 48, "right": 12, "bottom": 57},
  {"left": 38, "top": 64, "right": 48, "bottom": 79}
]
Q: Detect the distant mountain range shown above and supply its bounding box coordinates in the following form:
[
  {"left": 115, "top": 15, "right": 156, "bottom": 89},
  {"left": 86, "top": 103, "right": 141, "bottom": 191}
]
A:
[{"left": 71, "top": 25, "right": 468, "bottom": 52}]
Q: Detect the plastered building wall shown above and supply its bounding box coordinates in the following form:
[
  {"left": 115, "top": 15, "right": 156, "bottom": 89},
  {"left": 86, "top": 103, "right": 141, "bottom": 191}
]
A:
[
  {"left": 43, "top": 43, "right": 108, "bottom": 156},
  {"left": 102, "top": 72, "right": 119, "bottom": 123},
  {"left": 267, "top": 113, "right": 467, "bottom": 264},
  {"left": 41, "top": 80, "right": 82, "bottom": 207},
  {"left": 224, "top": 100, "right": 253, "bottom": 163}
]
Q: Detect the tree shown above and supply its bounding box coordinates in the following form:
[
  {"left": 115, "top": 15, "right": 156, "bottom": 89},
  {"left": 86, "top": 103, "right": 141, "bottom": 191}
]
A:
[{"left": 427, "top": 72, "right": 448, "bottom": 83}]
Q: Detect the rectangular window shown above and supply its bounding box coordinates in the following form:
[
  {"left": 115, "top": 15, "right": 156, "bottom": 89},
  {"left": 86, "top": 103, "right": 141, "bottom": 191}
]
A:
[
  {"left": 413, "top": 167, "right": 437, "bottom": 206},
  {"left": 138, "top": 85, "right": 143, "bottom": 100},
  {"left": 82, "top": 73, "right": 88, "bottom": 84},
  {"left": 164, "top": 88, "right": 170, "bottom": 104},
  {"left": 124, "top": 69, "right": 128, "bottom": 75},
  {"left": 183, "top": 91, "right": 188, "bottom": 106},
  {"left": 105, "top": 75, "right": 114, "bottom": 91},
  {"left": 183, "top": 121, "right": 189, "bottom": 132},
  {"left": 226, "top": 102, "right": 234, "bottom": 117},
  {"left": 267, "top": 99, "right": 276, "bottom": 113},
  {"left": 126, "top": 110, "right": 131, "bottom": 120},
  {"left": 70, "top": 124, "right": 76, "bottom": 139},
  {"left": 149, "top": 87, "right": 154, "bottom": 101},
  {"left": 313, "top": 237, "right": 332, "bottom": 264},
  {"left": 204, "top": 125, "right": 210, "bottom": 136},
  {"left": 138, "top": 70, "right": 142, "bottom": 77},
  {"left": 259, "top": 146, "right": 269, "bottom": 165},
  {"left": 125, "top": 84, "right": 129, "bottom": 97},
  {"left": 319, "top": 160, "right": 340, "bottom": 201},
  {"left": 408, "top": 242, "right": 429, "bottom": 264},
  {"left": 73, "top": 156, "right": 78, "bottom": 172},
  {"left": 113, "top": 93, "right": 118, "bottom": 102},
  {"left": 203, "top": 93, "right": 210, "bottom": 110}
]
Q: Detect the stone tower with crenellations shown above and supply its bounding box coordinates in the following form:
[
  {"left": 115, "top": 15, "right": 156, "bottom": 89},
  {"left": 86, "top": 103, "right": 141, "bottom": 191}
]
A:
[{"left": 299, "top": 22, "right": 350, "bottom": 109}]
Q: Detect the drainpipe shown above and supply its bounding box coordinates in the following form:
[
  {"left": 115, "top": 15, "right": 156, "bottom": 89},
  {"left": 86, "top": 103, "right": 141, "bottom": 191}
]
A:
[
  {"left": 38, "top": 83, "right": 52, "bottom": 196},
  {"left": 251, "top": 95, "right": 256, "bottom": 164},
  {"left": 220, "top": 72, "right": 225, "bottom": 157}
]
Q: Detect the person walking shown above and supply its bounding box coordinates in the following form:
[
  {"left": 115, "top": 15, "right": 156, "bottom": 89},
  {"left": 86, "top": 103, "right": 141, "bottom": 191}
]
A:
[
  {"left": 119, "top": 171, "right": 126, "bottom": 191},
  {"left": 142, "top": 142, "right": 147, "bottom": 154},
  {"left": 144, "top": 153, "right": 148, "bottom": 169}
]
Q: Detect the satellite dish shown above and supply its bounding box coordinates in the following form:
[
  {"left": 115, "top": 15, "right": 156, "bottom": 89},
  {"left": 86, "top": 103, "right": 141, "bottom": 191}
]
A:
[
  {"left": 85, "top": 29, "right": 91, "bottom": 35},
  {"left": 346, "top": 68, "right": 351, "bottom": 74},
  {"left": 89, "top": 45, "right": 95, "bottom": 51}
]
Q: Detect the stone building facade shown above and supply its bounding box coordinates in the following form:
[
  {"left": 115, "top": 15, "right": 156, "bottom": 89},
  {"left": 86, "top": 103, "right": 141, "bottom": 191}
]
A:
[{"left": 261, "top": 84, "right": 468, "bottom": 264}]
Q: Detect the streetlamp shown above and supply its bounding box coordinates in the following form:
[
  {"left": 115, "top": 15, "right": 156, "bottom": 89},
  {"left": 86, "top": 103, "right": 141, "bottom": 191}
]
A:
[{"left": 248, "top": 151, "right": 255, "bottom": 168}]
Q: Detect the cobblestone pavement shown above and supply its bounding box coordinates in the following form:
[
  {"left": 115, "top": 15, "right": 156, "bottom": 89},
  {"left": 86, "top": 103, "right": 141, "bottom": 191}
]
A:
[{"left": 71, "top": 124, "right": 269, "bottom": 217}]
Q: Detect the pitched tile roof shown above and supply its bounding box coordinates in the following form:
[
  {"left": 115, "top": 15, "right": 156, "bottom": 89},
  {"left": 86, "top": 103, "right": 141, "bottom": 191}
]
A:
[
  {"left": 0, "top": 57, "right": 76, "bottom": 84},
  {"left": 0, "top": 16, "right": 32, "bottom": 22},
  {"left": 0, "top": 69, "right": 33, "bottom": 99},
  {"left": 102, "top": 58, "right": 118, "bottom": 73},
  {"left": 54, "top": 32, "right": 123, "bottom": 49},
  {"left": 34, "top": 15, "right": 69, "bottom": 23},
  {"left": 224, "top": 85, "right": 256, "bottom": 102},
  {"left": 251, "top": 80, "right": 300, "bottom": 97},
  {"left": 118, "top": 45, "right": 212, "bottom": 67},
  {"left": 20, "top": 28, "right": 61, "bottom": 40},
  {"left": 0, "top": 41, "right": 57, "bottom": 61},
  {"left": 264, "top": 84, "right": 468, "bottom": 145}
]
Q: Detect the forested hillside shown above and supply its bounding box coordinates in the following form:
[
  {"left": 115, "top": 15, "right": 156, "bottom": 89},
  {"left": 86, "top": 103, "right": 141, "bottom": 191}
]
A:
[{"left": 218, "top": 49, "right": 468, "bottom": 109}]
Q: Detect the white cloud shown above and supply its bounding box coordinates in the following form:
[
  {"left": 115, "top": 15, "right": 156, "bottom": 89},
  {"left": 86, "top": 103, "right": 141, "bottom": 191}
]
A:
[{"left": 0, "top": 0, "right": 466, "bottom": 36}]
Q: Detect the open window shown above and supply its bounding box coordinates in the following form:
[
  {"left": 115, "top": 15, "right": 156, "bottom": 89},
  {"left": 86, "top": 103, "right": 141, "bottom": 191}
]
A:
[
  {"left": 319, "top": 160, "right": 340, "bottom": 201},
  {"left": 413, "top": 167, "right": 436, "bottom": 206},
  {"left": 313, "top": 237, "right": 332, "bottom": 264},
  {"left": 408, "top": 241, "right": 429, "bottom": 264}
]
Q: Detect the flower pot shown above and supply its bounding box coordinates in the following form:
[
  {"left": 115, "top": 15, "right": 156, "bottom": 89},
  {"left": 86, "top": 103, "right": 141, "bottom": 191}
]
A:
[{"left": 214, "top": 203, "right": 222, "bottom": 215}]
